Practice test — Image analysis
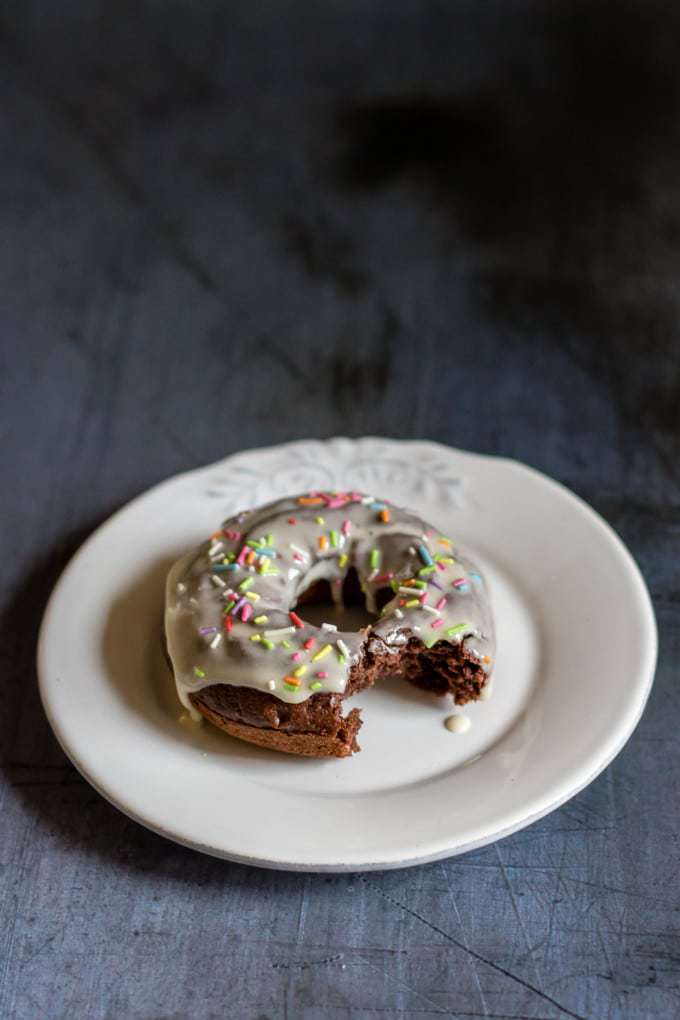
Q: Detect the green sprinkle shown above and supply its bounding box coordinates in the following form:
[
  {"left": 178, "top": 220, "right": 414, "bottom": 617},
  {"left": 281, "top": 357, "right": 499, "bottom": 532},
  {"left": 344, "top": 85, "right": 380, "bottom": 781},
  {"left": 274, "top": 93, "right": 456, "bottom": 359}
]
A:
[
  {"left": 405, "top": 598, "right": 420, "bottom": 608},
  {"left": 330, "top": 529, "right": 339, "bottom": 548},
  {"left": 446, "top": 623, "right": 471, "bottom": 637},
  {"left": 309, "top": 681, "right": 323, "bottom": 691},
  {"left": 193, "top": 666, "right": 205, "bottom": 678},
  {"left": 338, "top": 553, "right": 348, "bottom": 568},
  {"left": 370, "top": 548, "right": 381, "bottom": 569},
  {"left": 254, "top": 614, "right": 268, "bottom": 625},
  {"left": 293, "top": 665, "right": 307, "bottom": 678},
  {"left": 418, "top": 565, "right": 436, "bottom": 577},
  {"left": 226, "top": 552, "right": 236, "bottom": 561},
  {"left": 315, "top": 515, "right": 325, "bottom": 525},
  {"left": 280, "top": 639, "right": 291, "bottom": 649},
  {"left": 266, "top": 532, "right": 274, "bottom": 546},
  {"left": 412, "top": 580, "right": 427, "bottom": 589},
  {"left": 223, "top": 600, "right": 235, "bottom": 613},
  {"left": 261, "top": 638, "right": 275, "bottom": 650},
  {"left": 246, "top": 539, "right": 262, "bottom": 549},
  {"left": 239, "top": 577, "right": 253, "bottom": 591},
  {"left": 284, "top": 682, "right": 298, "bottom": 692}
]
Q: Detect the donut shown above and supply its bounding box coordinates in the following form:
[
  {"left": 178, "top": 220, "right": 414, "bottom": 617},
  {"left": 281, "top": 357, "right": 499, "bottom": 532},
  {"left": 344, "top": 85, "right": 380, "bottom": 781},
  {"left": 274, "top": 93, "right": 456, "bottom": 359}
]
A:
[{"left": 164, "top": 491, "right": 495, "bottom": 757}]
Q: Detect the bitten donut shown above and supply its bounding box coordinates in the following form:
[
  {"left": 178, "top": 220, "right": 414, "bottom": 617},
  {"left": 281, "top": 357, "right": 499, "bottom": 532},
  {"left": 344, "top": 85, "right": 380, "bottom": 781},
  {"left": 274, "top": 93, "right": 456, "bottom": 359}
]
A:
[{"left": 164, "top": 491, "right": 495, "bottom": 757}]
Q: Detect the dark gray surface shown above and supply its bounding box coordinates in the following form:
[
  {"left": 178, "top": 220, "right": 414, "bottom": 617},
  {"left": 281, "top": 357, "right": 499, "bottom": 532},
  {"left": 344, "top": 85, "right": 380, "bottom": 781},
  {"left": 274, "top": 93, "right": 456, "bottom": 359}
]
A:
[{"left": 1, "top": 2, "right": 678, "bottom": 1017}]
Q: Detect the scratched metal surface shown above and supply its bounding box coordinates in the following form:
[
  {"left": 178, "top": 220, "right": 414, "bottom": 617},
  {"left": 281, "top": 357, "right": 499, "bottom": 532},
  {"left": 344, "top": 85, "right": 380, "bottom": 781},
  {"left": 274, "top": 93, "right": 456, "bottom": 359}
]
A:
[{"left": 1, "top": 2, "right": 678, "bottom": 1018}]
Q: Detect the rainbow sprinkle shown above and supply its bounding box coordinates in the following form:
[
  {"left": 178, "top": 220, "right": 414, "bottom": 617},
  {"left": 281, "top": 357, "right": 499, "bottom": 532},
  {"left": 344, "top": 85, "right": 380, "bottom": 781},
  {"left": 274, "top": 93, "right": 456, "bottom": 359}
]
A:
[
  {"left": 446, "top": 623, "right": 470, "bottom": 637},
  {"left": 312, "top": 644, "right": 332, "bottom": 662},
  {"left": 418, "top": 544, "right": 433, "bottom": 566}
]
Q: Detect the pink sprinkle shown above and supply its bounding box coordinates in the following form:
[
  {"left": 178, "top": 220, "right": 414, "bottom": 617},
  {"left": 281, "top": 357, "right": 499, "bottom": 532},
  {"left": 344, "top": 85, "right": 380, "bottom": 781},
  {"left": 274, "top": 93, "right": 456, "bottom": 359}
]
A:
[
  {"left": 316, "top": 671, "right": 329, "bottom": 679},
  {"left": 236, "top": 545, "right": 248, "bottom": 565},
  {"left": 453, "top": 577, "right": 467, "bottom": 587},
  {"left": 431, "top": 618, "right": 444, "bottom": 629},
  {"left": 241, "top": 603, "right": 252, "bottom": 622},
  {"left": 419, "top": 592, "right": 428, "bottom": 603},
  {"left": 288, "top": 517, "right": 297, "bottom": 525},
  {"left": 436, "top": 597, "right": 447, "bottom": 610},
  {"left": 436, "top": 561, "right": 446, "bottom": 571},
  {"left": 425, "top": 529, "right": 434, "bottom": 537},
  {"left": 374, "top": 572, "right": 394, "bottom": 583},
  {"left": 223, "top": 528, "right": 241, "bottom": 540},
  {"left": 292, "top": 651, "right": 302, "bottom": 662},
  {"left": 351, "top": 491, "right": 363, "bottom": 501},
  {"left": 293, "top": 554, "right": 303, "bottom": 563},
  {"left": 326, "top": 496, "right": 348, "bottom": 509},
  {"left": 341, "top": 519, "right": 352, "bottom": 536}
]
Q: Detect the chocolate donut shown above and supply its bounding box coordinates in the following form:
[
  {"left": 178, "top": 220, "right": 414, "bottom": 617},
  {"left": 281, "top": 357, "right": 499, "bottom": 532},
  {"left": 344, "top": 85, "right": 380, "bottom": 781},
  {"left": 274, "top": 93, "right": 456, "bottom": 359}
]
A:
[{"left": 165, "top": 491, "right": 495, "bottom": 757}]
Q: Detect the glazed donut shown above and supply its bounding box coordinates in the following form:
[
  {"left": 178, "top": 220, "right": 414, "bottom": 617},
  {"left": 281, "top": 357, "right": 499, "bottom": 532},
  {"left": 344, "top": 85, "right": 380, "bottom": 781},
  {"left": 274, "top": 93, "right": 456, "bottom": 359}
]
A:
[{"left": 165, "top": 491, "right": 494, "bottom": 757}]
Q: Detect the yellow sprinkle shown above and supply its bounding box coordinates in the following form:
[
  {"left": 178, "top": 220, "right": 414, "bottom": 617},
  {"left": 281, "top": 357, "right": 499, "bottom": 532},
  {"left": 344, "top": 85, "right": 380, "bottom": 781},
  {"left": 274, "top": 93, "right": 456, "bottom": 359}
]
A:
[
  {"left": 245, "top": 591, "right": 260, "bottom": 601},
  {"left": 405, "top": 598, "right": 420, "bottom": 608},
  {"left": 312, "top": 644, "right": 332, "bottom": 662},
  {"left": 250, "top": 634, "right": 262, "bottom": 642},
  {"left": 293, "top": 665, "right": 307, "bottom": 678},
  {"left": 254, "top": 615, "right": 268, "bottom": 625},
  {"left": 315, "top": 515, "right": 325, "bottom": 525},
  {"left": 338, "top": 553, "right": 348, "bottom": 568}
]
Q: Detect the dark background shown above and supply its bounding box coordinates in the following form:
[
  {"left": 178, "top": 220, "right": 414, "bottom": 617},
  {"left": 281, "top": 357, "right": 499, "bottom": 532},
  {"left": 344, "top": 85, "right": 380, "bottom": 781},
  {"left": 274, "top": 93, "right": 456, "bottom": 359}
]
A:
[{"left": 2, "top": 2, "right": 679, "bottom": 1017}]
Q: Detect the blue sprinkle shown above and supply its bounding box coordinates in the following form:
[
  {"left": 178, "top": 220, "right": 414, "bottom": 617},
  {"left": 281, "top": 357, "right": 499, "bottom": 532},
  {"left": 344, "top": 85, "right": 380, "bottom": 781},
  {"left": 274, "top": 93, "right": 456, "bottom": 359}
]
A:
[
  {"left": 254, "top": 547, "right": 276, "bottom": 558},
  {"left": 418, "top": 544, "right": 433, "bottom": 566},
  {"left": 212, "top": 563, "right": 238, "bottom": 572},
  {"left": 469, "top": 571, "right": 482, "bottom": 583},
  {"left": 370, "top": 501, "right": 388, "bottom": 510}
]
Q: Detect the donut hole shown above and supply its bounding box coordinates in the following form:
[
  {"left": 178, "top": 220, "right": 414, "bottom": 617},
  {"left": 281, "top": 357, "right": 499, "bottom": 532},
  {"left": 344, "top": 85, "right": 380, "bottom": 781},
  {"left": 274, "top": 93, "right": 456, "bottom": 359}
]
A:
[{"left": 293, "top": 567, "right": 391, "bottom": 631}]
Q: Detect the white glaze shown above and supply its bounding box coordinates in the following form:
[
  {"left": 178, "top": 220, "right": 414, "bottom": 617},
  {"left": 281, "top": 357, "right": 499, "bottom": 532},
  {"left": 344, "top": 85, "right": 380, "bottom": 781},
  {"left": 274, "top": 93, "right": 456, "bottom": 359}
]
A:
[
  {"left": 444, "top": 714, "right": 471, "bottom": 734},
  {"left": 165, "top": 492, "right": 495, "bottom": 711}
]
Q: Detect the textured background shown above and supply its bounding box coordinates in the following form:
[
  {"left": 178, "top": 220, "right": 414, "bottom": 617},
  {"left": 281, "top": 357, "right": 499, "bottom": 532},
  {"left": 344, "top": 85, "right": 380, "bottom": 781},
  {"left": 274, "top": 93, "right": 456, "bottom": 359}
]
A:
[{"left": 2, "top": 2, "right": 679, "bottom": 1017}]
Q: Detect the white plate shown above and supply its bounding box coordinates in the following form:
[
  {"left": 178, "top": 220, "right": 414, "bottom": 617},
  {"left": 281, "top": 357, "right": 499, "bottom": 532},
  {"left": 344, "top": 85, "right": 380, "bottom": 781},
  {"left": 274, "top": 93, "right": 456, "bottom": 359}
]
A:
[{"left": 37, "top": 438, "right": 657, "bottom": 871}]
